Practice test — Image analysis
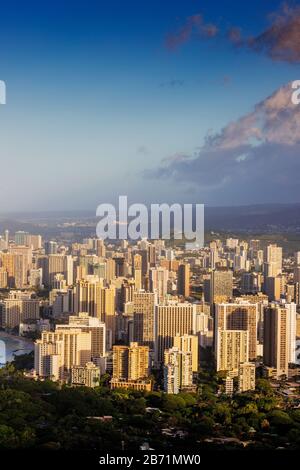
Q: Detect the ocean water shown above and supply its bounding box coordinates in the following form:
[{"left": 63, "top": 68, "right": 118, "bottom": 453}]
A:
[
  {"left": 0, "top": 332, "right": 34, "bottom": 365},
  {"left": 296, "top": 339, "right": 300, "bottom": 365}
]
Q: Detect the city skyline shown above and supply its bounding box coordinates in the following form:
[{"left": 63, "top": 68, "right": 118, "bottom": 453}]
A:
[
  {"left": 1, "top": 225, "right": 300, "bottom": 457},
  {"left": 2, "top": 1, "right": 300, "bottom": 462},
  {"left": 1, "top": 1, "right": 300, "bottom": 211}
]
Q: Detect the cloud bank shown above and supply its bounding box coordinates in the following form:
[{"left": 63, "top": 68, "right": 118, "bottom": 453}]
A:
[
  {"left": 229, "top": 3, "right": 300, "bottom": 63},
  {"left": 144, "top": 83, "right": 300, "bottom": 203},
  {"left": 166, "top": 4, "right": 300, "bottom": 64},
  {"left": 165, "top": 14, "right": 218, "bottom": 51}
]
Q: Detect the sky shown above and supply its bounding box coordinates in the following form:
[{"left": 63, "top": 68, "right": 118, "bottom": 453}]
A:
[{"left": 1, "top": 0, "right": 300, "bottom": 211}]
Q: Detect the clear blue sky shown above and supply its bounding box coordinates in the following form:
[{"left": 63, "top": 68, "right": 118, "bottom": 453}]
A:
[{"left": 0, "top": 0, "right": 299, "bottom": 211}]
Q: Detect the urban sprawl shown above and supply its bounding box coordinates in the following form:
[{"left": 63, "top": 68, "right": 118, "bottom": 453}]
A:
[{"left": 0, "top": 230, "right": 299, "bottom": 400}]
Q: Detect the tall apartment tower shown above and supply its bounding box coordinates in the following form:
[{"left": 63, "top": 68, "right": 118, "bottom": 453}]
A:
[
  {"left": 35, "top": 329, "right": 92, "bottom": 381},
  {"left": 48, "top": 254, "right": 73, "bottom": 287},
  {"left": 112, "top": 345, "right": 129, "bottom": 379},
  {"left": 95, "top": 239, "right": 106, "bottom": 258},
  {"left": 173, "top": 333, "right": 198, "bottom": 372},
  {"left": 164, "top": 347, "right": 193, "bottom": 394},
  {"left": 56, "top": 312, "right": 106, "bottom": 359},
  {"left": 216, "top": 329, "right": 249, "bottom": 372},
  {"left": 149, "top": 267, "right": 168, "bottom": 303},
  {"left": 112, "top": 342, "right": 149, "bottom": 380},
  {"left": 15, "top": 231, "right": 29, "bottom": 246},
  {"left": 105, "top": 258, "right": 116, "bottom": 282},
  {"left": 155, "top": 302, "right": 196, "bottom": 363},
  {"left": 263, "top": 305, "right": 290, "bottom": 378},
  {"left": 133, "top": 290, "right": 157, "bottom": 349},
  {"left": 264, "top": 244, "right": 282, "bottom": 277},
  {"left": 0, "top": 295, "right": 40, "bottom": 328},
  {"left": 215, "top": 302, "right": 258, "bottom": 360},
  {"left": 74, "top": 279, "right": 103, "bottom": 317},
  {"left": 44, "top": 240, "right": 58, "bottom": 255},
  {"left": 264, "top": 276, "right": 282, "bottom": 301},
  {"left": 4, "top": 229, "right": 9, "bottom": 248},
  {"left": 210, "top": 269, "right": 233, "bottom": 304},
  {"left": 34, "top": 339, "right": 63, "bottom": 381},
  {"left": 128, "top": 342, "right": 150, "bottom": 380},
  {"left": 133, "top": 254, "right": 142, "bottom": 291},
  {"left": 238, "top": 362, "right": 256, "bottom": 393},
  {"left": 177, "top": 263, "right": 190, "bottom": 298},
  {"left": 102, "top": 287, "right": 117, "bottom": 346}
]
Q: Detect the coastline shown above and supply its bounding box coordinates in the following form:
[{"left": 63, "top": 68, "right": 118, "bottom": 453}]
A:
[
  {"left": 0, "top": 331, "right": 34, "bottom": 364},
  {"left": 0, "top": 330, "right": 34, "bottom": 344}
]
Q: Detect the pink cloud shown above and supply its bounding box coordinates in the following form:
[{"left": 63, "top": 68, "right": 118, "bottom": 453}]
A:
[{"left": 165, "top": 13, "right": 218, "bottom": 51}]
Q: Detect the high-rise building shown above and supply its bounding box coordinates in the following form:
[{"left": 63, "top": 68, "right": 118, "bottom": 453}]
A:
[
  {"left": 210, "top": 249, "right": 219, "bottom": 269},
  {"left": 149, "top": 267, "right": 168, "bottom": 302},
  {"left": 48, "top": 254, "right": 73, "bottom": 287},
  {"left": 74, "top": 279, "right": 103, "bottom": 317},
  {"left": 56, "top": 312, "right": 106, "bottom": 358},
  {"left": 15, "top": 231, "right": 29, "bottom": 246},
  {"left": 105, "top": 258, "right": 116, "bottom": 282},
  {"left": 238, "top": 362, "right": 256, "bottom": 393},
  {"left": 34, "top": 340, "right": 63, "bottom": 381},
  {"left": 249, "top": 239, "right": 260, "bottom": 252},
  {"left": 241, "top": 272, "right": 262, "bottom": 294},
  {"left": 28, "top": 268, "right": 43, "bottom": 288},
  {"left": 0, "top": 267, "right": 8, "bottom": 288},
  {"left": 173, "top": 333, "right": 198, "bottom": 372},
  {"left": 215, "top": 302, "right": 258, "bottom": 360},
  {"left": 155, "top": 302, "right": 196, "bottom": 363},
  {"left": 216, "top": 329, "right": 249, "bottom": 372},
  {"left": 102, "top": 287, "right": 116, "bottom": 346},
  {"left": 0, "top": 294, "right": 40, "bottom": 328},
  {"left": 264, "top": 244, "right": 282, "bottom": 277},
  {"left": 133, "top": 290, "right": 156, "bottom": 349},
  {"left": 137, "top": 249, "right": 149, "bottom": 280},
  {"left": 224, "top": 376, "right": 234, "bottom": 396},
  {"left": 195, "top": 311, "right": 213, "bottom": 348},
  {"left": 44, "top": 241, "right": 58, "bottom": 255},
  {"left": 210, "top": 269, "right": 233, "bottom": 304},
  {"left": 28, "top": 234, "right": 42, "bottom": 250},
  {"left": 133, "top": 254, "right": 142, "bottom": 290},
  {"left": 177, "top": 263, "right": 190, "bottom": 298},
  {"left": 4, "top": 229, "right": 9, "bottom": 248},
  {"left": 164, "top": 353, "right": 180, "bottom": 395},
  {"left": 114, "top": 256, "right": 126, "bottom": 277},
  {"left": 35, "top": 329, "right": 92, "bottom": 381},
  {"left": 112, "top": 345, "right": 128, "bottom": 380},
  {"left": 4, "top": 246, "right": 32, "bottom": 288},
  {"left": 128, "top": 342, "right": 150, "bottom": 380},
  {"left": 120, "top": 279, "right": 135, "bottom": 311},
  {"left": 112, "top": 342, "right": 149, "bottom": 380},
  {"left": 164, "top": 347, "right": 193, "bottom": 394},
  {"left": 263, "top": 305, "right": 290, "bottom": 378},
  {"left": 226, "top": 238, "right": 239, "bottom": 249},
  {"left": 95, "top": 239, "right": 106, "bottom": 258},
  {"left": 264, "top": 276, "right": 281, "bottom": 301},
  {"left": 71, "top": 362, "right": 100, "bottom": 388}
]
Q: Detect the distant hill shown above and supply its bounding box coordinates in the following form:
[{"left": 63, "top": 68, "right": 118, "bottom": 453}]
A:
[
  {"left": 205, "top": 204, "right": 300, "bottom": 232},
  {"left": 0, "top": 203, "right": 300, "bottom": 236}
]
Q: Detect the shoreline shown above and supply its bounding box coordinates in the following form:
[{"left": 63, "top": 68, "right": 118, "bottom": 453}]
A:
[{"left": 0, "top": 330, "right": 34, "bottom": 345}]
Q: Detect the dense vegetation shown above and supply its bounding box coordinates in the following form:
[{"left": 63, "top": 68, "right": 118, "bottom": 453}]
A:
[{"left": 0, "top": 357, "right": 300, "bottom": 452}]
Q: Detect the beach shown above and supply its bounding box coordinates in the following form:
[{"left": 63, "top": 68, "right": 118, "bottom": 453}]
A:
[{"left": 0, "top": 331, "right": 34, "bottom": 364}]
